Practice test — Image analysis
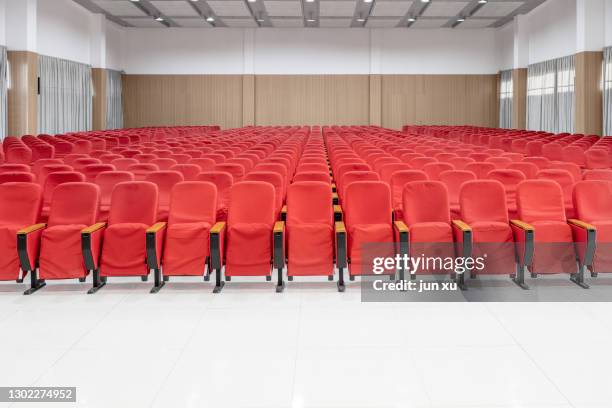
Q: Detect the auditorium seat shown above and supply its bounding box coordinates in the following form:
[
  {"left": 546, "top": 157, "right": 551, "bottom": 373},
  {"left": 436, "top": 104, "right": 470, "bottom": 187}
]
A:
[
  {"left": 42, "top": 172, "right": 86, "bottom": 220},
  {"left": 245, "top": 171, "right": 285, "bottom": 219},
  {"left": 439, "top": 170, "right": 477, "bottom": 218},
  {"left": 422, "top": 162, "right": 455, "bottom": 181},
  {"left": 19, "top": 183, "right": 100, "bottom": 294},
  {"left": 378, "top": 163, "right": 412, "bottom": 185},
  {"left": 197, "top": 171, "right": 233, "bottom": 221},
  {"left": 585, "top": 149, "right": 610, "bottom": 169},
  {"left": 292, "top": 171, "right": 331, "bottom": 184},
  {"left": 145, "top": 171, "right": 185, "bottom": 221},
  {"left": 82, "top": 164, "right": 116, "bottom": 182},
  {"left": 94, "top": 171, "right": 135, "bottom": 221},
  {"left": 148, "top": 181, "right": 218, "bottom": 292},
  {"left": 465, "top": 162, "right": 496, "bottom": 179},
  {"left": 536, "top": 169, "right": 575, "bottom": 218},
  {"left": 83, "top": 181, "right": 159, "bottom": 293},
  {"left": 340, "top": 171, "right": 379, "bottom": 201},
  {"left": 170, "top": 164, "right": 201, "bottom": 181},
  {"left": 285, "top": 181, "right": 334, "bottom": 281},
  {"left": 0, "top": 172, "right": 36, "bottom": 184},
  {"left": 127, "top": 163, "right": 160, "bottom": 181},
  {"left": 0, "top": 164, "right": 30, "bottom": 174},
  {"left": 189, "top": 158, "right": 216, "bottom": 172},
  {"left": 583, "top": 169, "right": 612, "bottom": 184},
  {"left": 0, "top": 183, "right": 42, "bottom": 282},
  {"left": 508, "top": 162, "right": 539, "bottom": 179},
  {"left": 390, "top": 170, "right": 428, "bottom": 217},
  {"left": 214, "top": 163, "right": 245, "bottom": 183},
  {"left": 111, "top": 158, "right": 139, "bottom": 171},
  {"left": 487, "top": 169, "right": 526, "bottom": 218}
]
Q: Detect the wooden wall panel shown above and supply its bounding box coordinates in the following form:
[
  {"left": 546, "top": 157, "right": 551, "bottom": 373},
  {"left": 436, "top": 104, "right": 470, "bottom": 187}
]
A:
[
  {"left": 254, "top": 75, "right": 370, "bottom": 126},
  {"left": 122, "top": 75, "right": 243, "bottom": 129},
  {"left": 369, "top": 75, "right": 382, "bottom": 126},
  {"left": 381, "top": 75, "right": 498, "bottom": 130},
  {"left": 7, "top": 51, "right": 38, "bottom": 136},
  {"left": 242, "top": 75, "right": 255, "bottom": 126},
  {"left": 575, "top": 51, "right": 603, "bottom": 136},
  {"left": 92, "top": 68, "right": 107, "bottom": 131},
  {"left": 512, "top": 68, "right": 528, "bottom": 130}
]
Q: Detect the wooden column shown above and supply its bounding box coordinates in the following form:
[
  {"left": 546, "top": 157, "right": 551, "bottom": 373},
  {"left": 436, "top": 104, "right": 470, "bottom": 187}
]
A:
[
  {"left": 7, "top": 51, "right": 38, "bottom": 136},
  {"left": 512, "top": 68, "right": 527, "bottom": 130},
  {"left": 575, "top": 51, "right": 603, "bottom": 135},
  {"left": 242, "top": 74, "right": 255, "bottom": 127},
  {"left": 92, "top": 68, "right": 108, "bottom": 131},
  {"left": 369, "top": 74, "right": 382, "bottom": 126}
]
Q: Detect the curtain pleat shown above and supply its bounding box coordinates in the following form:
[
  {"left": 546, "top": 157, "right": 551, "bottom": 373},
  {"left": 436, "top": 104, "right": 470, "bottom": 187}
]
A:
[
  {"left": 604, "top": 47, "right": 612, "bottom": 136},
  {"left": 106, "top": 69, "right": 123, "bottom": 129},
  {"left": 499, "top": 70, "right": 513, "bottom": 129},
  {"left": 38, "top": 55, "right": 92, "bottom": 134},
  {"left": 0, "top": 46, "right": 7, "bottom": 140},
  {"left": 527, "top": 55, "right": 575, "bottom": 133}
]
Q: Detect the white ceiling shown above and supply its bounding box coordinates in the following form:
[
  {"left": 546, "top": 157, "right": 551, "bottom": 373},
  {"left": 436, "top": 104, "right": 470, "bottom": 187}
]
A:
[{"left": 76, "top": 0, "right": 547, "bottom": 29}]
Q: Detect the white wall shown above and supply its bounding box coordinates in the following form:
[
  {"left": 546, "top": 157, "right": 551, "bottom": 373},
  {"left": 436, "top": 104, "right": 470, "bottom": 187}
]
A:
[
  {"left": 0, "top": 0, "right": 6, "bottom": 46},
  {"left": 496, "top": 23, "right": 514, "bottom": 71},
  {"left": 106, "top": 22, "right": 124, "bottom": 71},
  {"left": 121, "top": 28, "right": 501, "bottom": 75},
  {"left": 605, "top": 0, "right": 612, "bottom": 46},
  {"left": 527, "top": 0, "right": 577, "bottom": 64},
  {"left": 37, "top": 0, "right": 91, "bottom": 64}
]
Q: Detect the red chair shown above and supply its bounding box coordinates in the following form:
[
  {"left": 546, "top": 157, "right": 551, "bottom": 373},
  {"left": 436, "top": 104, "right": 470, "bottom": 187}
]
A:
[
  {"left": 422, "top": 162, "right": 454, "bottom": 181},
  {"left": 151, "top": 158, "right": 178, "bottom": 171},
  {"left": 94, "top": 171, "right": 135, "bottom": 221},
  {"left": 19, "top": 183, "right": 100, "bottom": 294},
  {"left": 214, "top": 163, "right": 245, "bottom": 182},
  {"left": 487, "top": 169, "right": 526, "bottom": 219},
  {"left": 42, "top": 172, "right": 86, "bottom": 219},
  {"left": 583, "top": 169, "right": 612, "bottom": 183},
  {"left": 0, "top": 183, "right": 42, "bottom": 282},
  {"left": 127, "top": 163, "right": 160, "bottom": 181},
  {"left": 148, "top": 182, "right": 218, "bottom": 292},
  {"left": 170, "top": 164, "right": 201, "bottom": 181},
  {"left": 340, "top": 171, "right": 379, "bottom": 201},
  {"left": 82, "top": 181, "right": 160, "bottom": 293},
  {"left": 536, "top": 169, "right": 576, "bottom": 218},
  {"left": 508, "top": 162, "right": 539, "bottom": 179},
  {"left": 465, "top": 162, "right": 496, "bottom": 179},
  {"left": 145, "top": 171, "right": 185, "bottom": 221},
  {"left": 111, "top": 158, "right": 139, "bottom": 171},
  {"left": 390, "top": 170, "right": 428, "bottom": 217},
  {"left": 439, "top": 170, "right": 477, "bottom": 218},
  {"left": 244, "top": 171, "right": 285, "bottom": 219},
  {"left": 292, "top": 171, "right": 331, "bottom": 185},
  {"left": 189, "top": 158, "right": 216, "bottom": 172},
  {"left": 286, "top": 182, "right": 335, "bottom": 281},
  {"left": 82, "top": 164, "right": 116, "bottom": 182},
  {"left": 215, "top": 181, "right": 285, "bottom": 291}
]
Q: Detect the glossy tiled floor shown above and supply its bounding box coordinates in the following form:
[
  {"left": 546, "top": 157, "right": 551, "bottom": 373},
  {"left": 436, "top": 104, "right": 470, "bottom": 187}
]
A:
[{"left": 1, "top": 277, "right": 611, "bottom": 408}]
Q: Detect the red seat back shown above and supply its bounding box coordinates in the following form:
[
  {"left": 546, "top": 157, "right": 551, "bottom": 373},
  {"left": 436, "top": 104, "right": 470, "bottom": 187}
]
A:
[
  {"left": 168, "top": 182, "right": 217, "bottom": 225},
  {"left": 108, "top": 181, "right": 158, "bottom": 225},
  {"left": 402, "top": 181, "right": 450, "bottom": 225},
  {"left": 47, "top": 182, "right": 99, "bottom": 227},
  {"left": 460, "top": 180, "right": 508, "bottom": 223}
]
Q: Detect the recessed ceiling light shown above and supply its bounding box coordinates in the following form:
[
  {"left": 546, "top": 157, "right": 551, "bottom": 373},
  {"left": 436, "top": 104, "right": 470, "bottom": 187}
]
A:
[
  {"left": 408, "top": 17, "right": 416, "bottom": 22},
  {"left": 248, "top": 0, "right": 257, "bottom": 2},
  {"left": 206, "top": 16, "right": 215, "bottom": 22},
  {"left": 154, "top": 16, "right": 164, "bottom": 21},
  {"left": 478, "top": 0, "right": 488, "bottom": 3},
  {"left": 421, "top": 0, "right": 430, "bottom": 3},
  {"left": 306, "top": 18, "right": 316, "bottom": 22},
  {"left": 357, "top": 18, "right": 365, "bottom": 22},
  {"left": 364, "top": 0, "right": 373, "bottom": 3},
  {"left": 306, "top": 0, "right": 315, "bottom": 2},
  {"left": 457, "top": 17, "right": 465, "bottom": 22},
  {"left": 130, "top": 0, "right": 139, "bottom": 2},
  {"left": 257, "top": 18, "right": 265, "bottom": 22}
]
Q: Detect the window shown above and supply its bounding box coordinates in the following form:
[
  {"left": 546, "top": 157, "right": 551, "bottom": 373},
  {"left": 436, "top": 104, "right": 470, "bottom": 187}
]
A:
[
  {"left": 603, "top": 47, "right": 612, "bottom": 136},
  {"left": 499, "top": 70, "right": 513, "bottom": 129}
]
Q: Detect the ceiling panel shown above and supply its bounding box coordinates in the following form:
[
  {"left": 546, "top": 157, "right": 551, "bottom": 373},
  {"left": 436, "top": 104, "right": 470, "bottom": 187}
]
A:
[
  {"left": 172, "top": 17, "right": 213, "bottom": 27},
  {"left": 92, "top": 0, "right": 147, "bottom": 17},
  {"left": 474, "top": 1, "right": 524, "bottom": 17},
  {"left": 319, "top": 18, "right": 353, "bottom": 27},
  {"left": 371, "top": 1, "right": 412, "bottom": 17},
  {"left": 265, "top": 1, "right": 303, "bottom": 17},
  {"left": 271, "top": 18, "right": 305, "bottom": 27},
  {"left": 224, "top": 18, "right": 259, "bottom": 27},
  {"left": 319, "top": 1, "right": 356, "bottom": 17},
  {"left": 365, "top": 18, "right": 400, "bottom": 28},
  {"left": 207, "top": 1, "right": 252, "bottom": 17},
  {"left": 122, "top": 17, "right": 167, "bottom": 27},
  {"left": 422, "top": 1, "right": 469, "bottom": 17},
  {"left": 456, "top": 18, "right": 497, "bottom": 28},
  {"left": 150, "top": 1, "right": 199, "bottom": 17},
  {"left": 411, "top": 18, "right": 448, "bottom": 29}
]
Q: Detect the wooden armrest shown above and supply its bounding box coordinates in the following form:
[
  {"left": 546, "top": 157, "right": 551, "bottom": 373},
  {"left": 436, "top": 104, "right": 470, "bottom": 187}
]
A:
[
  {"left": 452, "top": 220, "right": 472, "bottom": 232},
  {"left": 568, "top": 219, "right": 596, "bottom": 231},
  {"left": 394, "top": 220, "right": 408, "bottom": 233},
  {"left": 510, "top": 220, "right": 534, "bottom": 231},
  {"left": 333, "top": 205, "right": 342, "bottom": 214},
  {"left": 146, "top": 222, "right": 167, "bottom": 233},
  {"left": 281, "top": 205, "right": 287, "bottom": 214},
  {"left": 82, "top": 222, "right": 107, "bottom": 234},
  {"left": 210, "top": 221, "right": 226, "bottom": 234},
  {"left": 17, "top": 223, "right": 46, "bottom": 235},
  {"left": 335, "top": 221, "right": 346, "bottom": 233},
  {"left": 274, "top": 221, "right": 285, "bottom": 234}
]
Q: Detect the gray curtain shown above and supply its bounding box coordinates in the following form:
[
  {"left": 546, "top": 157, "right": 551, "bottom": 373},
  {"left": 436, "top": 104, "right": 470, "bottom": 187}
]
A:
[
  {"left": 38, "top": 54, "right": 92, "bottom": 134},
  {"left": 106, "top": 69, "right": 123, "bottom": 129},
  {"left": 604, "top": 47, "right": 612, "bottom": 136},
  {"left": 527, "top": 55, "right": 575, "bottom": 133},
  {"left": 499, "top": 70, "right": 513, "bottom": 129},
  {"left": 0, "top": 46, "right": 7, "bottom": 140}
]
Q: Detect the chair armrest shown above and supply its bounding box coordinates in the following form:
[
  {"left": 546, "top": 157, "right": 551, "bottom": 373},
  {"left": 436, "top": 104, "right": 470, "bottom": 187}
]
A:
[
  {"left": 568, "top": 219, "right": 597, "bottom": 267},
  {"left": 281, "top": 205, "right": 287, "bottom": 222},
  {"left": 273, "top": 221, "right": 285, "bottom": 269},
  {"left": 17, "top": 223, "right": 47, "bottom": 272},
  {"left": 510, "top": 220, "right": 535, "bottom": 267},
  {"left": 452, "top": 220, "right": 473, "bottom": 258},
  {"left": 146, "top": 222, "right": 167, "bottom": 271},
  {"left": 209, "top": 222, "right": 226, "bottom": 270},
  {"left": 331, "top": 183, "right": 337, "bottom": 193},
  {"left": 332, "top": 192, "right": 339, "bottom": 205},
  {"left": 333, "top": 205, "right": 343, "bottom": 222},
  {"left": 81, "top": 222, "right": 107, "bottom": 271},
  {"left": 393, "top": 220, "right": 409, "bottom": 256},
  {"left": 335, "top": 221, "right": 347, "bottom": 269}
]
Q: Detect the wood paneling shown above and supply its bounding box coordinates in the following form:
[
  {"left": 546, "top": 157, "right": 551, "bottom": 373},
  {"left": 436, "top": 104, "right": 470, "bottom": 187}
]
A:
[
  {"left": 242, "top": 74, "right": 255, "bottom": 126},
  {"left": 381, "top": 75, "right": 498, "bottom": 130},
  {"left": 92, "top": 68, "right": 107, "bottom": 131},
  {"left": 254, "top": 75, "right": 370, "bottom": 126},
  {"left": 575, "top": 51, "right": 603, "bottom": 135},
  {"left": 7, "top": 51, "right": 38, "bottom": 136},
  {"left": 122, "top": 75, "right": 243, "bottom": 129},
  {"left": 369, "top": 74, "right": 382, "bottom": 126},
  {"left": 512, "top": 68, "right": 528, "bottom": 130}
]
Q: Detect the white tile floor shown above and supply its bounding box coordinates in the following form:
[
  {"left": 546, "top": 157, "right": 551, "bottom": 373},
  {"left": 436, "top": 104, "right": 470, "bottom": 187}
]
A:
[{"left": 1, "top": 277, "right": 612, "bottom": 408}]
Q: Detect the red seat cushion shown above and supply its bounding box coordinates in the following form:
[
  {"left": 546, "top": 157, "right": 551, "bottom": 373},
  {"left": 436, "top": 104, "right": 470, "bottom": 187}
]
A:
[
  {"left": 162, "top": 222, "right": 211, "bottom": 276},
  {"left": 39, "top": 225, "right": 87, "bottom": 280},
  {"left": 225, "top": 223, "right": 271, "bottom": 276},
  {"left": 100, "top": 223, "right": 149, "bottom": 276},
  {"left": 409, "top": 222, "right": 453, "bottom": 243},
  {"left": 287, "top": 223, "right": 334, "bottom": 276}
]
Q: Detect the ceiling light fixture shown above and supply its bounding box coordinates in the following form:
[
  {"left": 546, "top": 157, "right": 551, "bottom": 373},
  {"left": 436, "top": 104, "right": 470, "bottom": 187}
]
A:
[
  {"left": 248, "top": 0, "right": 257, "bottom": 2},
  {"left": 364, "top": 0, "right": 373, "bottom": 3},
  {"left": 306, "top": 0, "right": 315, "bottom": 2},
  {"left": 420, "top": 0, "right": 430, "bottom": 3},
  {"left": 408, "top": 17, "right": 416, "bottom": 22},
  {"left": 478, "top": 0, "right": 488, "bottom": 3},
  {"left": 206, "top": 16, "right": 215, "bottom": 22},
  {"left": 357, "top": 17, "right": 365, "bottom": 22},
  {"left": 457, "top": 17, "right": 465, "bottom": 22},
  {"left": 154, "top": 16, "right": 164, "bottom": 21}
]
